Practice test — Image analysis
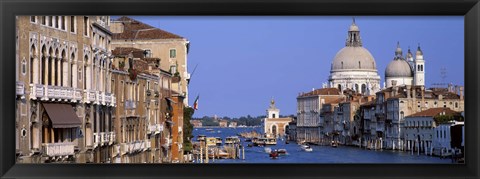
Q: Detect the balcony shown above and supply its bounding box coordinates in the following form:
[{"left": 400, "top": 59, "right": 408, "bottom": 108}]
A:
[
  {"left": 84, "top": 90, "right": 96, "bottom": 103},
  {"left": 162, "top": 138, "right": 172, "bottom": 148},
  {"left": 93, "top": 133, "right": 101, "bottom": 146},
  {"left": 16, "top": 81, "right": 25, "bottom": 97},
  {"left": 29, "top": 84, "right": 44, "bottom": 99},
  {"left": 109, "top": 132, "right": 116, "bottom": 145},
  {"left": 95, "top": 91, "right": 101, "bottom": 105},
  {"left": 145, "top": 139, "right": 151, "bottom": 150},
  {"left": 148, "top": 125, "right": 157, "bottom": 134},
  {"left": 105, "top": 93, "right": 112, "bottom": 105},
  {"left": 120, "top": 143, "right": 128, "bottom": 155},
  {"left": 42, "top": 142, "right": 75, "bottom": 157},
  {"left": 73, "top": 88, "right": 82, "bottom": 102},
  {"left": 112, "top": 144, "right": 120, "bottom": 157},
  {"left": 125, "top": 100, "right": 136, "bottom": 110},
  {"left": 156, "top": 124, "right": 163, "bottom": 134}
]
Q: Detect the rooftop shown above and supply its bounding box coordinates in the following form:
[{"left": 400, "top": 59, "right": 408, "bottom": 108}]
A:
[
  {"left": 406, "top": 107, "right": 461, "bottom": 118},
  {"left": 112, "top": 16, "right": 184, "bottom": 40}
]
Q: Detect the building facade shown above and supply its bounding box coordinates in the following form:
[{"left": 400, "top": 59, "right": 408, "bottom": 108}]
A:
[
  {"left": 110, "top": 16, "right": 191, "bottom": 105},
  {"left": 264, "top": 99, "right": 292, "bottom": 138},
  {"left": 296, "top": 88, "right": 343, "bottom": 144},
  {"left": 16, "top": 16, "right": 115, "bottom": 163}
]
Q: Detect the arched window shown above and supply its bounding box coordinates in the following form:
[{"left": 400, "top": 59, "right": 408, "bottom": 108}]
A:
[
  {"left": 341, "top": 61, "right": 344, "bottom": 69},
  {"left": 358, "top": 61, "right": 361, "bottom": 68},
  {"left": 338, "top": 84, "right": 342, "bottom": 91},
  {"left": 48, "top": 47, "right": 53, "bottom": 85},
  {"left": 30, "top": 45, "right": 36, "bottom": 83},
  {"left": 21, "top": 58, "right": 27, "bottom": 75},
  {"left": 41, "top": 45, "right": 47, "bottom": 85},
  {"left": 400, "top": 111, "right": 404, "bottom": 120},
  {"left": 361, "top": 84, "right": 366, "bottom": 94},
  {"left": 455, "top": 102, "right": 458, "bottom": 108},
  {"left": 355, "top": 84, "right": 359, "bottom": 92}
]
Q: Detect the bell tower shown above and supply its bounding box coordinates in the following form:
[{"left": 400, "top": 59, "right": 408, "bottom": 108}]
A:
[
  {"left": 414, "top": 45, "right": 425, "bottom": 86},
  {"left": 267, "top": 98, "right": 280, "bottom": 118}
]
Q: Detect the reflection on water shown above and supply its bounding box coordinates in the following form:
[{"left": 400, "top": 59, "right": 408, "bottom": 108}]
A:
[{"left": 193, "top": 127, "right": 451, "bottom": 164}]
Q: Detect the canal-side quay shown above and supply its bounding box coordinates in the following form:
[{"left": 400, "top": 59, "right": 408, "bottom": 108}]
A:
[{"left": 191, "top": 127, "right": 452, "bottom": 164}]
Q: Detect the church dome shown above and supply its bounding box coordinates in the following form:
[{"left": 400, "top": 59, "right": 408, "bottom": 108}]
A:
[
  {"left": 385, "top": 58, "right": 413, "bottom": 77},
  {"left": 331, "top": 46, "right": 377, "bottom": 71}
]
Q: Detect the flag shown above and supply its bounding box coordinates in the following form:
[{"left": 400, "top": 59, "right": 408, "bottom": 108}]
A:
[{"left": 193, "top": 95, "right": 199, "bottom": 110}]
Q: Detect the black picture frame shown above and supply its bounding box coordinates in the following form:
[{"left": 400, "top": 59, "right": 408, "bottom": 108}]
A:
[{"left": 1, "top": 0, "right": 479, "bottom": 178}]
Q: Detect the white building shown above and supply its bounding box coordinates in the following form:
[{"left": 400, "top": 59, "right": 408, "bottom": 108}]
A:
[
  {"left": 404, "top": 107, "right": 462, "bottom": 155},
  {"left": 385, "top": 42, "right": 425, "bottom": 88},
  {"left": 328, "top": 19, "right": 381, "bottom": 95},
  {"left": 432, "top": 121, "right": 464, "bottom": 156}
]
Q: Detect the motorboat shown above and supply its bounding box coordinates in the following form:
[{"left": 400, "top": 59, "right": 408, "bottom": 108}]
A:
[
  {"left": 264, "top": 147, "right": 272, "bottom": 153},
  {"left": 301, "top": 145, "right": 313, "bottom": 152},
  {"left": 277, "top": 149, "right": 288, "bottom": 155},
  {"left": 269, "top": 150, "right": 279, "bottom": 159},
  {"left": 331, "top": 140, "right": 338, "bottom": 148}
]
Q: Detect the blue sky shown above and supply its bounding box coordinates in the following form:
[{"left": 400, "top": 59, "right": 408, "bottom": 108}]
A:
[{"left": 126, "top": 16, "right": 464, "bottom": 118}]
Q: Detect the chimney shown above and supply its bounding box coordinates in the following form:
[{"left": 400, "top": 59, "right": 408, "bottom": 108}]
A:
[
  {"left": 460, "top": 86, "right": 464, "bottom": 100},
  {"left": 406, "top": 85, "right": 411, "bottom": 99}
]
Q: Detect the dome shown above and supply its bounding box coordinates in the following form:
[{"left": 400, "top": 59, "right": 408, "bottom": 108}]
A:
[
  {"left": 385, "top": 59, "right": 413, "bottom": 77},
  {"left": 331, "top": 46, "right": 376, "bottom": 71}
]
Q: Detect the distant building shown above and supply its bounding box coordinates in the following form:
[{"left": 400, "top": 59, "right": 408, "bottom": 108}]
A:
[
  {"left": 219, "top": 120, "right": 228, "bottom": 128},
  {"left": 404, "top": 107, "right": 463, "bottom": 155},
  {"left": 286, "top": 118, "right": 297, "bottom": 141},
  {"left": 432, "top": 121, "right": 464, "bottom": 156},
  {"left": 190, "top": 120, "right": 202, "bottom": 128},
  {"left": 228, "top": 121, "right": 237, "bottom": 128},
  {"left": 296, "top": 88, "right": 343, "bottom": 144},
  {"left": 264, "top": 99, "right": 292, "bottom": 138}
]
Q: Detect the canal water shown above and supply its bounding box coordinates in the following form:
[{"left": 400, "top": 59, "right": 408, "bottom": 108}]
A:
[{"left": 192, "top": 127, "right": 452, "bottom": 163}]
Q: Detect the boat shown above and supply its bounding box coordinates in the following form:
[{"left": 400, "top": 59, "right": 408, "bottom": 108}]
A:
[
  {"left": 197, "top": 135, "right": 206, "bottom": 142},
  {"left": 245, "top": 138, "right": 252, "bottom": 142},
  {"left": 215, "top": 137, "right": 222, "bottom": 146},
  {"left": 206, "top": 128, "right": 214, "bottom": 131},
  {"left": 301, "top": 145, "right": 313, "bottom": 152},
  {"left": 225, "top": 136, "right": 241, "bottom": 145},
  {"left": 254, "top": 138, "right": 267, "bottom": 146},
  {"left": 247, "top": 143, "right": 253, "bottom": 147},
  {"left": 277, "top": 149, "right": 288, "bottom": 155},
  {"left": 331, "top": 140, "right": 338, "bottom": 148},
  {"left": 269, "top": 150, "right": 279, "bottom": 159},
  {"left": 264, "top": 147, "right": 272, "bottom": 153},
  {"left": 265, "top": 138, "right": 277, "bottom": 145}
]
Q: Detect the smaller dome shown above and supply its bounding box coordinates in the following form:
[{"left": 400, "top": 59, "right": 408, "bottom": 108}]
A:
[{"left": 385, "top": 59, "right": 413, "bottom": 78}]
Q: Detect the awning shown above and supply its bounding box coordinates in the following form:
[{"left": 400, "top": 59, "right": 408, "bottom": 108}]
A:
[{"left": 42, "top": 103, "right": 82, "bottom": 128}]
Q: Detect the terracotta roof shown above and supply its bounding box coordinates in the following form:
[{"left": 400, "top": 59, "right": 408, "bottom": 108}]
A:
[
  {"left": 406, "top": 107, "right": 461, "bottom": 118},
  {"left": 112, "top": 47, "right": 145, "bottom": 58},
  {"left": 360, "top": 100, "right": 375, "bottom": 107},
  {"left": 324, "top": 98, "right": 344, "bottom": 104},
  {"left": 298, "top": 88, "right": 341, "bottom": 97},
  {"left": 112, "top": 16, "right": 184, "bottom": 40}
]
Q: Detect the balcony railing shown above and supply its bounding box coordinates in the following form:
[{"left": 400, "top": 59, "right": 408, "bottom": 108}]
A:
[
  {"left": 156, "top": 124, "right": 163, "bottom": 134},
  {"left": 16, "top": 81, "right": 25, "bottom": 97},
  {"left": 113, "top": 144, "right": 120, "bottom": 157},
  {"left": 145, "top": 139, "right": 151, "bottom": 149},
  {"left": 84, "top": 90, "right": 96, "bottom": 103},
  {"left": 29, "top": 84, "right": 44, "bottom": 99},
  {"left": 120, "top": 143, "right": 128, "bottom": 155},
  {"left": 93, "top": 133, "right": 101, "bottom": 146},
  {"left": 148, "top": 125, "right": 157, "bottom": 134},
  {"left": 42, "top": 142, "right": 75, "bottom": 157},
  {"left": 109, "top": 132, "right": 116, "bottom": 145}
]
